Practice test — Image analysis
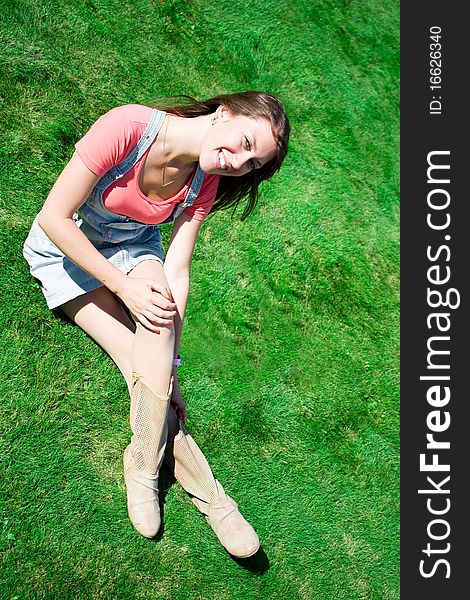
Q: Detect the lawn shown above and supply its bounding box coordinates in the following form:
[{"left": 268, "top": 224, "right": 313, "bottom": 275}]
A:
[{"left": 0, "top": 1, "right": 399, "bottom": 598}]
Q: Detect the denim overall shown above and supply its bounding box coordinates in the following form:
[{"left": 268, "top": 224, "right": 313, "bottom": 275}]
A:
[{"left": 23, "top": 109, "right": 204, "bottom": 309}]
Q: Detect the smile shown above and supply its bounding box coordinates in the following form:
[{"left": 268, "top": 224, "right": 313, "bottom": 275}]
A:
[{"left": 218, "top": 150, "right": 229, "bottom": 171}]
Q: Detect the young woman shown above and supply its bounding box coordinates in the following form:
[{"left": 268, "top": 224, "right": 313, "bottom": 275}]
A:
[{"left": 23, "top": 92, "right": 290, "bottom": 558}]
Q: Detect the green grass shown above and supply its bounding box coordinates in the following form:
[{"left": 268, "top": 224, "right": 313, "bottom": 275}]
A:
[{"left": 0, "top": 0, "right": 399, "bottom": 598}]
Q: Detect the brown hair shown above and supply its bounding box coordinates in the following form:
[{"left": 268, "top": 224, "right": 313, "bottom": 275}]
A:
[{"left": 158, "top": 91, "right": 290, "bottom": 219}]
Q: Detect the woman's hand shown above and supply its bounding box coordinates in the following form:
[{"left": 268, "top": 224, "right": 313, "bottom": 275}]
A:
[
  {"left": 171, "top": 375, "right": 187, "bottom": 424},
  {"left": 115, "top": 277, "right": 177, "bottom": 333}
]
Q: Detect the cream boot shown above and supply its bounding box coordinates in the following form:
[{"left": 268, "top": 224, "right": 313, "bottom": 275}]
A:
[
  {"left": 124, "top": 372, "right": 173, "bottom": 538},
  {"left": 166, "top": 414, "right": 260, "bottom": 558}
]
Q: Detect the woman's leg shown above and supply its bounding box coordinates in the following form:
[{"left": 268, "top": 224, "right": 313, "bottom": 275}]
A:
[
  {"left": 60, "top": 281, "right": 180, "bottom": 442},
  {"left": 61, "top": 260, "right": 175, "bottom": 392},
  {"left": 127, "top": 260, "right": 175, "bottom": 395},
  {"left": 61, "top": 286, "right": 135, "bottom": 388},
  {"left": 61, "top": 268, "right": 259, "bottom": 553},
  {"left": 165, "top": 416, "right": 260, "bottom": 558},
  {"left": 61, "top": 266, "right": 174, "bottom": 538},
  {"left": 117, "top": 260, "right": 174, "bottom": 536}
]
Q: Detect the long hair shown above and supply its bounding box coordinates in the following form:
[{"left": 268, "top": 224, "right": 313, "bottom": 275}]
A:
[{"left": 157, "top": 91, "right": 290, "bottom": 220}]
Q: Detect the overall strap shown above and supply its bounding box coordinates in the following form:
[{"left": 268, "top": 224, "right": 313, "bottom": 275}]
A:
[
  {"left": 181, "top": 164, "right": 205, "bottom": 209},
  {"left": 159, "top": 163, "right": 206, "bottom": 224},
  {"left": 96, "top": 109, "right": 166, "bottom": 192}
]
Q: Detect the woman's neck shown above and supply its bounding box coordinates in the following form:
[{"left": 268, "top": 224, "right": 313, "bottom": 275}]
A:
[{"left": 161, "top": 114, "right": 212, "bottom": 168}]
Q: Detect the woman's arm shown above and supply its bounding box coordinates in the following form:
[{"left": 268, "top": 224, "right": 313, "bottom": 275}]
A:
[
  {"left": 163, "top": 211, "right": 203, "bottom": 422},
  {"left": 38, "top": 151, "right": 127, "bottom": 292},
  {"left": 164, "top": 211, "right": 204, "bottom": 357},
  {"left": 38, "top": 151, "right": 176, "bottom": 330}
]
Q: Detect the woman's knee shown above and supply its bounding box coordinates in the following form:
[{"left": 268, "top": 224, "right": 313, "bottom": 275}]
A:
[
  {"left": 128, "top": 260, "right": 175, "bottom": 338},
  {"left": 134, "top": 319, "right": 175, "bottom": 346},
  {"left": 128, "top": 259, "right": 170, "bottom": 290}
]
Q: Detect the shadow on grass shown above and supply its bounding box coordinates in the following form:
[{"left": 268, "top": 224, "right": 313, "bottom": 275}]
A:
[{"left": 232, "top": 546, "right": 269, "bottom": 573}]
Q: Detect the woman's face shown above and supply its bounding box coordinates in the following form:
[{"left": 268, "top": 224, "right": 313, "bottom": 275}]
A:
[{"left": 199, "top": 107, "right": 277, "bottom": 176}]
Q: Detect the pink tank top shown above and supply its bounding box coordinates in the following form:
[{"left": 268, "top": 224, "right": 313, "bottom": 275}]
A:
[{"left": 74, "top": 104, "right": 219, "bottom": 224}]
